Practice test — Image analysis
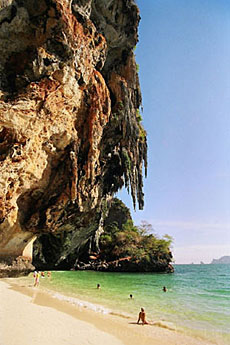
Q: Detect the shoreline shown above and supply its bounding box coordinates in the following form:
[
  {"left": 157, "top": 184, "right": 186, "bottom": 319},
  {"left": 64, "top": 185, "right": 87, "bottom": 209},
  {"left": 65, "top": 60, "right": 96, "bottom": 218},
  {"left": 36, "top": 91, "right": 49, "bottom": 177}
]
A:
[{"left": 1, "top": 277, "right": 222, "bottom": 345}]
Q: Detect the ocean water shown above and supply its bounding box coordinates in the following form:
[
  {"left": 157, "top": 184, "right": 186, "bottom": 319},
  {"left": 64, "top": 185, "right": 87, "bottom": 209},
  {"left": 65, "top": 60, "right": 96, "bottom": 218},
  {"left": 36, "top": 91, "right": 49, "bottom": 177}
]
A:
[{"left": 27, "top": 264, "right": 230, "bottom": 344}]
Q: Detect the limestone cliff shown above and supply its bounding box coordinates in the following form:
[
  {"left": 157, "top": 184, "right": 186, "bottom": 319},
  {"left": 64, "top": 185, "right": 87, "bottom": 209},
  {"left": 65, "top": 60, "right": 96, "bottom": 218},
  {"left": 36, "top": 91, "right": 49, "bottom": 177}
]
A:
[
  {"left": 211, "top": 256, "right": 230, "bottom": 264},
  {"left": 0, "top": 0, "right": 147, "bottom": 275}
]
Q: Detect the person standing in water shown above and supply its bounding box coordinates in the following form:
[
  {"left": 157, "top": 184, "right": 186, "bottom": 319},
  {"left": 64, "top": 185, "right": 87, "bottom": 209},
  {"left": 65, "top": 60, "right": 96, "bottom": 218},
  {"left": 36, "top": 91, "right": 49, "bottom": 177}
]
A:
[{"left": 137, "top": 307, "right": 148, "bottom": 325}]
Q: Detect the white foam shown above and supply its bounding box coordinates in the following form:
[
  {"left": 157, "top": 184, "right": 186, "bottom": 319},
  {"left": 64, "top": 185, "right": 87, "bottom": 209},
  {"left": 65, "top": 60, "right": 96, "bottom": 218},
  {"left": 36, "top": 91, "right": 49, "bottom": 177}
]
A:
[{"left": 48, "top": 290, "right": 111, "bottom": 315}]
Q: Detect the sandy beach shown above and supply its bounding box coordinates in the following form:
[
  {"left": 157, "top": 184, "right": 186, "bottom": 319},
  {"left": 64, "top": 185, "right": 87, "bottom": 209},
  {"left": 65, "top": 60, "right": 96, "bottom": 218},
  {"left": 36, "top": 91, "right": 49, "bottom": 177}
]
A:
[{"left": 0, "top": 278, "right": 220, "bottom": 345}]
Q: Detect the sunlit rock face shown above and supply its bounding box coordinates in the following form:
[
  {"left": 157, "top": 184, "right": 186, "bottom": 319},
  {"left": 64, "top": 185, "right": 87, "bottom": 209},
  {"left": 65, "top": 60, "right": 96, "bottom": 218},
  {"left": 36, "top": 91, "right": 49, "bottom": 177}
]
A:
[{"left": 0, "top": 0, "right": 147, "bottom": 275}]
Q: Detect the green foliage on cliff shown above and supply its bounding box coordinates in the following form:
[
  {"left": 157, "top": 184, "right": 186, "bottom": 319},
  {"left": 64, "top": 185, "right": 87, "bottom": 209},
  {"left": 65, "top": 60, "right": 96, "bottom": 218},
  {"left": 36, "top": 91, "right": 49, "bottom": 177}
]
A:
[
  {"left": 136, "top": 109, "right": 142, "bottom": 122},
  {"left": 99, "top": 199, "right": 173, "bottom": 272}
]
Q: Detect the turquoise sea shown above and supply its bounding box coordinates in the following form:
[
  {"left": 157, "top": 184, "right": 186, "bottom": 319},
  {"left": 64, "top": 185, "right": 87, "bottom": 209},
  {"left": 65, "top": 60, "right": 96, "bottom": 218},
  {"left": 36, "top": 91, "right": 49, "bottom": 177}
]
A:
[{"left": 26, "top": 264, "right": 230, "bottom": 344}]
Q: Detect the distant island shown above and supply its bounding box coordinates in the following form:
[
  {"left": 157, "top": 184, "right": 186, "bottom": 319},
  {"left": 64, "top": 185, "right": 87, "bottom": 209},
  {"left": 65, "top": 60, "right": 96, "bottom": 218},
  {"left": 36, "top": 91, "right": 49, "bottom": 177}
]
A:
[{"left": 211, "top": 256, "right": 230, "bottom": 264}]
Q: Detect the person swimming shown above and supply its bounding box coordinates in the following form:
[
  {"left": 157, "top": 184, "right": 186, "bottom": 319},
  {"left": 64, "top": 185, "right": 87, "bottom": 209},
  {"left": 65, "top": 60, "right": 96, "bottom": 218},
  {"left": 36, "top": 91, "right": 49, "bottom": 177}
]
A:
[
  {"left": 163, "top": 286, "right": 167, "bottom": 292},
  {"left": 137, "top": 307, "right": 148, "bottom": 325}
]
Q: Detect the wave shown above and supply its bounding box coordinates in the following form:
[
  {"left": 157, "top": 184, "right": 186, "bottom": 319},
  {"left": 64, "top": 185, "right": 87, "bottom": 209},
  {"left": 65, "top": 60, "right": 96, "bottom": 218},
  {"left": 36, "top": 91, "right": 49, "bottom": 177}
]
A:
[
  {"left": 45, "top": 288, "right": 136, "bottom": 320},
  {"left": 152, "top": 320, "right": 177, "bottom": 331},
  {"left": 48, "top": 290, "right": 112, "bottom": 315}
]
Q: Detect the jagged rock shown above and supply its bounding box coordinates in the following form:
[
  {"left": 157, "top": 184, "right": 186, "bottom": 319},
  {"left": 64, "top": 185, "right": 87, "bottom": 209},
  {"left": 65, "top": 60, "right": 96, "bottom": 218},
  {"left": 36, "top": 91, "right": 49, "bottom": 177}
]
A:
[{"left": 0, "top": 0, "right": 147, "bottom": 276}]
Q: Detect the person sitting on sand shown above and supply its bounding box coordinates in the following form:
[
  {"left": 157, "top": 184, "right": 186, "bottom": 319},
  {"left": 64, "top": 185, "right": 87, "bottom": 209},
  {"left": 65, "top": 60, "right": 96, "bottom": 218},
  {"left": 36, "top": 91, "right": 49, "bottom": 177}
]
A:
[
  {"left": 129, "top": 294, "right": 133, "bottom": 299},
  {"left": 137, "top": 307, "right": 148, "bottom": 325}
]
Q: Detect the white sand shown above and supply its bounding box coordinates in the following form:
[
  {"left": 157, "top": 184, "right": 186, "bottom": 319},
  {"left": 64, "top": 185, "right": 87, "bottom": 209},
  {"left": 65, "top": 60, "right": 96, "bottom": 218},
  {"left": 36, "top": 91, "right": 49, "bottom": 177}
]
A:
[{"left": 0, "top": 279, "right": 222, "bottom": 345}]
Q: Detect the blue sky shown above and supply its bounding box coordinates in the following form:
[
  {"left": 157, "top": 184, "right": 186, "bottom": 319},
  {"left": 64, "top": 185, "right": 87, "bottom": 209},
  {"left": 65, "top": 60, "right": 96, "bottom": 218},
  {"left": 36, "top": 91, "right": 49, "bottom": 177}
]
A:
[{"left": 117, "top": 0, "right": 230, "bottom": 263}]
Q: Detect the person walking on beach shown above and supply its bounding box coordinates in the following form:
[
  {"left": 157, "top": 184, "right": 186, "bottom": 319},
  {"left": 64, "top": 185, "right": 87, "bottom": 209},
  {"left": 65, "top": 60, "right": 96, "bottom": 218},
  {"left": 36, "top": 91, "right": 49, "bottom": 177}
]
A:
[
  {"left": 34, "top": 271, "right": 40, "bottom": 287},
  {"left": 137, "top": 307, "right": 148, "bottom": 325}
]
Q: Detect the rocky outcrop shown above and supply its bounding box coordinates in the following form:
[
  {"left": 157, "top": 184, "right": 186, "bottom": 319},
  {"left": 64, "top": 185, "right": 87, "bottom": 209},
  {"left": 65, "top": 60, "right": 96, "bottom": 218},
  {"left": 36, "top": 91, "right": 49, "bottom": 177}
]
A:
[
  {"left": 73, "top": 199, "right": 174, "bottom": 273},
  {"left": 0, "top": 0, "right": 147, "bottom": 276},
  {"left": 0, "top": 256, "right": 34, "bottom": 277},
  {"left": 211, "top": 256, "right": 230, "bottom": 264}
]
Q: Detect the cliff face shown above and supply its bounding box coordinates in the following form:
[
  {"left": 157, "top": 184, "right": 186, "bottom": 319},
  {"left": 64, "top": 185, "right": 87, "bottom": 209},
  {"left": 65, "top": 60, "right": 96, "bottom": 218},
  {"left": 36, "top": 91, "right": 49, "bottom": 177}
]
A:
[{"left": 0, "top": 0, "right": 147, "bottom": 275}]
